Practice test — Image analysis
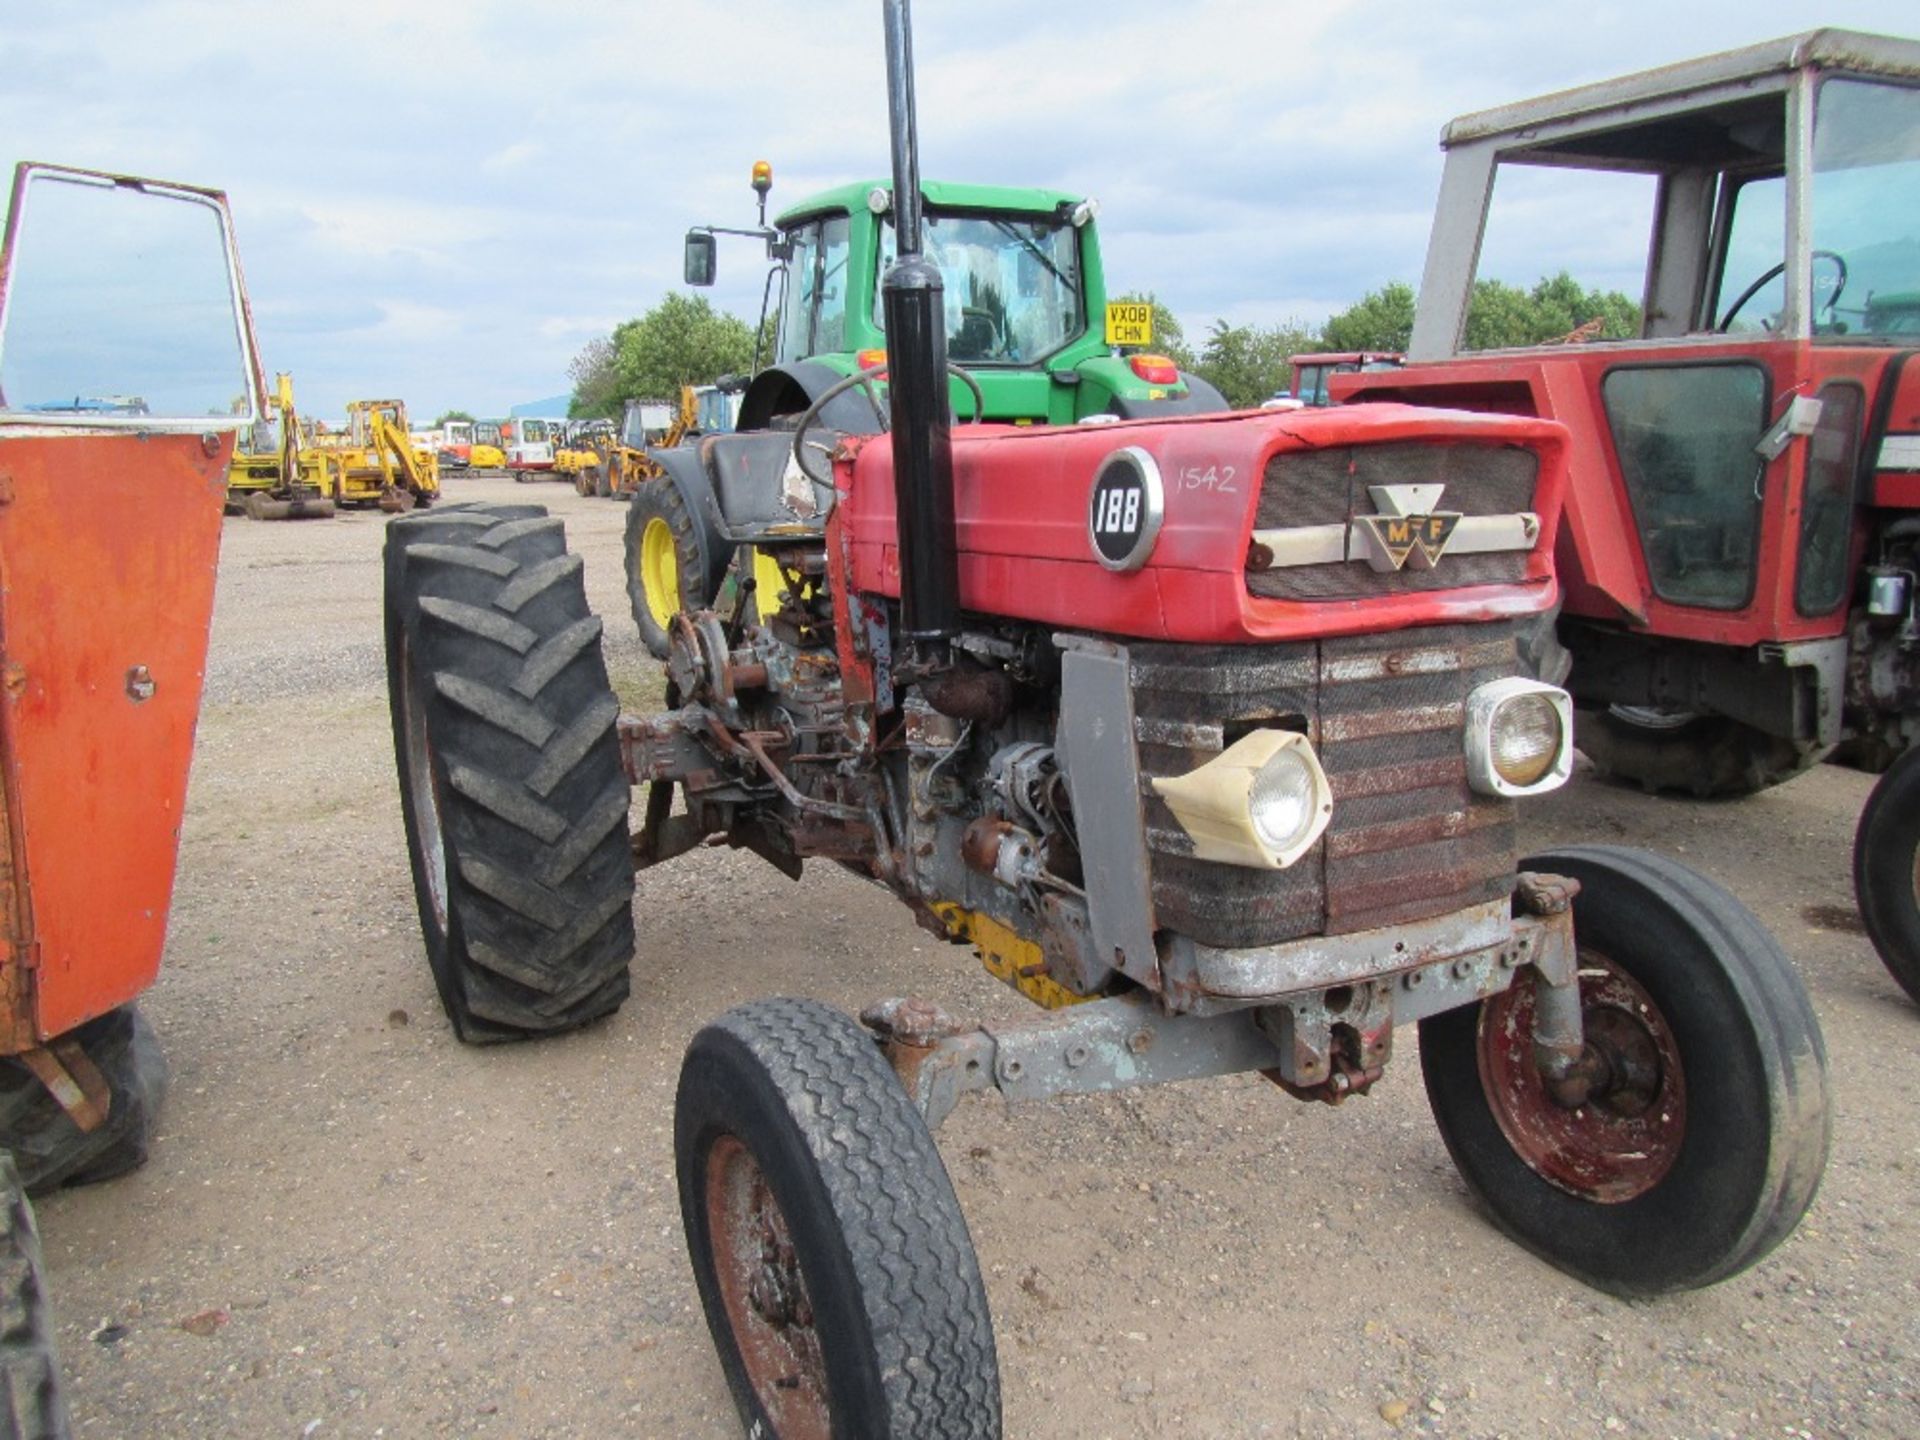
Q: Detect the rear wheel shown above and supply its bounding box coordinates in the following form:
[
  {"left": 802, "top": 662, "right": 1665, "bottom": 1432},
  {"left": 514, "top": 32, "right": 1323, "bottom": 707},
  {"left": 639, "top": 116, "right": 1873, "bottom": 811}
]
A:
[
  {"left": 1854, "top": 744, "right": 1920, "bottom": 1004},
  {"left": 0, "top": 1154, "right": 68, "bottom": 1439},
  {"left": 1419, "top": 845, "right": 1829, "bottom": 1295},
  {"left": 384, "top": 502, "right": 634, "bottom": 1043},
  {"left": 624, "top": 481, "right": 717, "bottom": 660},
  {"left": 1577, "top": 706, "right": 1819, "bottom": 797},
  {"left": 676, "top": 998, "right": 1000, "bottom": 1439}
]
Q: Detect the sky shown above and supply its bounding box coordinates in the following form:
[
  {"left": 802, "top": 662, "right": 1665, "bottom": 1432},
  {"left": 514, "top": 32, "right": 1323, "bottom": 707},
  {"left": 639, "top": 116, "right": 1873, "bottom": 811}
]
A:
[{"left": 2, "top": 1, "right": 1915, "bottom": 422}]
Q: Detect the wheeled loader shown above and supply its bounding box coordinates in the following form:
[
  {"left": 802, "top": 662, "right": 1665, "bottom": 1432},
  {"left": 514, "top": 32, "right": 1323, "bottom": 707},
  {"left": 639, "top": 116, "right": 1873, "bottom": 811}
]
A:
[
  {"left": 1332, "top": 28, "right": 1920, "bottom": 1006},
  {"left": 0, "top": 160, "right": 267, "bottom": 1435},
  {"left": 384, "top": 7, "right": 1832, "bottom": 1435}
]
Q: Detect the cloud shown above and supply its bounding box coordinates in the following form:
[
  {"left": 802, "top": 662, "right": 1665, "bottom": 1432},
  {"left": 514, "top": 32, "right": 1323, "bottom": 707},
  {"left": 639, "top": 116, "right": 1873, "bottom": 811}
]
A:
[{"left": 3, "top": 0, "right": 1916, "bottom": 417}]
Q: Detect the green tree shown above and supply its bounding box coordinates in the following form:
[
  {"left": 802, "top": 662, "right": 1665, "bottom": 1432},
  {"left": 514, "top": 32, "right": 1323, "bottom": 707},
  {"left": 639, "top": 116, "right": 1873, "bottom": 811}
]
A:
[
  {"left": 432, "top": 408, "right": 476, "bottom": 426},
  {"left": 1107, "top": 290, "right": 1195, "bottom": 370},
  {"left": 1192, "top": 319, "right": 1320, "bottom": 409},
  {"left": 614, "top": 293, "right": 757, "bottom": 402},
  {"left": 566, "top": 336, "right": 622, "bottom": 419},
  {"left": 1319, "top": 282, "right": 1418, "bottom": 353},
  {"left": 1463, "top": 272, "right": 1640, "bottom": 350}
]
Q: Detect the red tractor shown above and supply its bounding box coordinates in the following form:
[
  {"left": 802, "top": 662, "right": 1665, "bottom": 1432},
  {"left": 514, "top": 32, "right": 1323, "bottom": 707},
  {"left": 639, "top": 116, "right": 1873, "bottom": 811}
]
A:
[
  {"left": 384, "top": 7, "right": 1831, "bottom": 1434},
  {"left": 1332, "top": 29, "right": 1920, "bottom": 1003}
]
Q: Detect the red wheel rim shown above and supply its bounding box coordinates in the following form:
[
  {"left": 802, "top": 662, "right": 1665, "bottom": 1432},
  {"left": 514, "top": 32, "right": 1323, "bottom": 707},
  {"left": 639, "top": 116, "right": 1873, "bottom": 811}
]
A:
[
  {"left": 704, "top": 1135, "right": 830, "bottom": 1439},
  {"left": 1476, "top": 953, "right": 1687, "bottom": 1203}
]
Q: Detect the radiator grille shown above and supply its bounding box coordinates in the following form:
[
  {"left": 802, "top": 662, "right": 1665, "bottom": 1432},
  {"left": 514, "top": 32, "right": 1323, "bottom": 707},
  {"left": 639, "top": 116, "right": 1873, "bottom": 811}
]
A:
[
  {"left": 1132, "top": 624, "right": 1519, "bottom": 950},
  {"left": 1248, "top": 442, "right": 1538, "bottom": 601}
]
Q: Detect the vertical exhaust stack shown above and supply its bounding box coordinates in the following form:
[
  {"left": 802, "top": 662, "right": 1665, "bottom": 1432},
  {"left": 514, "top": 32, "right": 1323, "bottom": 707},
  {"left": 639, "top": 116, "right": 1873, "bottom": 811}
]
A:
[{"left": 879, "top": 0, "right": 960, "bottom": 673}]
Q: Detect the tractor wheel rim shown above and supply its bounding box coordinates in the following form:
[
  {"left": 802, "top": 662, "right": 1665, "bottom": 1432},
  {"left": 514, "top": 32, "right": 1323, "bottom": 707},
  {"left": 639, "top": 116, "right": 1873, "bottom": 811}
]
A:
[
  {"left": 705, "top": 1135, "right": 830, "bottom": 1440},
  {"left": 641, "top": 516, "right": 680, "bottom": 629},
  {"left": 1476, "top": 952, "right": 1687, "bottom": 1203},
  {"left": 398, "top": 635, "right": 450, "bottom": 933}
]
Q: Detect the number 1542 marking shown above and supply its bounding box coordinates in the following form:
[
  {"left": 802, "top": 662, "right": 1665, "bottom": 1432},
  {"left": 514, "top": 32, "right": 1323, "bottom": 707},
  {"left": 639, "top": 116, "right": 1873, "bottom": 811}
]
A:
[{"left": 1177, "top": 464, "right": 1237, "bottom": 494}]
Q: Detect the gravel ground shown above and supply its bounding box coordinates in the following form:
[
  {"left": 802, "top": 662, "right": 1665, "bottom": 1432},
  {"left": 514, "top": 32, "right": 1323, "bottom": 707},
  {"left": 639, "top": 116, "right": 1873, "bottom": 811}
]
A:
[{"left": 34, "top": 474, "right": 1920, "bottom": 1438}]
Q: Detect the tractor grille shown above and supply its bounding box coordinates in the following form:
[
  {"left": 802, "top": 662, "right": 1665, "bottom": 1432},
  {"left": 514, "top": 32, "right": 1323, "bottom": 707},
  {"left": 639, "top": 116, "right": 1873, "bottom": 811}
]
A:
[
  {"left": 1247, "top": 442, "right": 1538, "bottom": 601},
  {"left": 1132, "top": 623, "right": 1519, "bottom": 950}
]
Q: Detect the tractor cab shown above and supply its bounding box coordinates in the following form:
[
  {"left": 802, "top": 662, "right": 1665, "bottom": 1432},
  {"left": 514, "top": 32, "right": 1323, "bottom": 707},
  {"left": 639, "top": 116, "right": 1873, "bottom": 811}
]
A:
[
  {"left": 1284, "top": 351, "right": 1402, "bottom": 406},
  {"left": 686, "top": 167, "right": 1225, "bottom": 429},
  {"left": 1336, "top": 29, "right": 1920, "bottom": 772}
]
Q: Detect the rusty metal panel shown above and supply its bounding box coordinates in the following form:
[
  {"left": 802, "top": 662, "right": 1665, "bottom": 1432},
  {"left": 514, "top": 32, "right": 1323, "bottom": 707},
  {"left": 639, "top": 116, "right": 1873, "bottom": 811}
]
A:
[{"left": 0, "top": 431, "right": 229, "bottom": 1042}]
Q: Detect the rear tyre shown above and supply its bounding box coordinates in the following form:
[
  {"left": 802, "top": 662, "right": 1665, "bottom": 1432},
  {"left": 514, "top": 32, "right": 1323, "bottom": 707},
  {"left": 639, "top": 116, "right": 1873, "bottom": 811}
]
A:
[
  {"left": 0, "top": 1153, "right": 69, "bottom": 1440},
  {"left": 624, "top": 481, "right": 717, "bottom": 661},
  {"left": 1854, "top": 745, "right": 1920, "bottom": 1004},
  {"left": 1577, "top": 707, "right": 1819, "bottom": 797},
  {"left": 0, "top": 1006, "right": 167, "bottom": 1197},
  {"left": 676, "top": 998, "right": 1000, "bottom": 1440},
  {"left": 1419, "top": 845, "right": 1829, "bottom": 1296},
  {"left": 384, "top": 502, "right": 634, "bottom": 1043}
]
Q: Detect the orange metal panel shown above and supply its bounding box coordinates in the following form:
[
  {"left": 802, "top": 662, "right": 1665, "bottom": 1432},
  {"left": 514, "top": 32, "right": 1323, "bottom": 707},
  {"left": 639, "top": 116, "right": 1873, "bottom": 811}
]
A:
[{"left": 0, "top": 431, "right": 230, "bottom": 1043}]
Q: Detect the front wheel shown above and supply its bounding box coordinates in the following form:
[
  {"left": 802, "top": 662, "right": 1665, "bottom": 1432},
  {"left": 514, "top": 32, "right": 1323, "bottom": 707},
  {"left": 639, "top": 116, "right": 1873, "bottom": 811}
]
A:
[
  {"left": 676, "top": 998, "right": 1000, "bottom": 1439},
  {"left": 1854, "top": 744, "right": 1920, "bottom": 1004},
  {"left": 624, "top": 480, "right": 715, "bottom": 661},
  {"left": 1419, "top": 845, "right": 1829, "bottom": 1295}
]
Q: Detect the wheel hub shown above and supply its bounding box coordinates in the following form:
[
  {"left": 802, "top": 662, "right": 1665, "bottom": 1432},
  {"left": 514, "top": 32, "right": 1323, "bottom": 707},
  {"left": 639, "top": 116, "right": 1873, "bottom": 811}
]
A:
[
  {"left": 705, "top": 1135, "right": 829, "bottom": 1439},
  {"left": 1478, "top": 954, "right": 1687, "bottom": 1203}
]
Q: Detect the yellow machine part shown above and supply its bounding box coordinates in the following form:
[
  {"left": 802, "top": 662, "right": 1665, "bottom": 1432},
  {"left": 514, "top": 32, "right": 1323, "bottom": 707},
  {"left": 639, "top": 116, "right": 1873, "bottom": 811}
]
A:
[
  {"left": 471, "top": 443, "right": 507, "bottom": 469},
  {"left": 930, "top": 903, "right": 1091, "bottom": 1010}
]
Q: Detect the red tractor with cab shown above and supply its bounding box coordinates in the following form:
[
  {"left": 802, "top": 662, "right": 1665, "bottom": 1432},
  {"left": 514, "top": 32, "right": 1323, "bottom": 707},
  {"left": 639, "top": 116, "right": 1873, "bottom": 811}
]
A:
[
  {"left": 384, "top": 7, "right": 1833, "bottom": 1434},
  {"left": 1335, "top": 28, "right": 1920, "bottom": 1006}
]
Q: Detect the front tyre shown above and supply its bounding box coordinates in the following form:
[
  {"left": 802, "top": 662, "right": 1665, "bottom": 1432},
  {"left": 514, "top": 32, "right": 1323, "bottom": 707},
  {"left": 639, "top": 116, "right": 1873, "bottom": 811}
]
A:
[
  {"left": 624, "top": 480, "right": 714, "bottom": 661},
  {"left": 384, "top": 502, "right": 634, "bottom": 1043},
  {"left": 1419, "top": 845, "right": 1829, "bottom": 1295},
  {"left": 1854, "top": 744, "right": 1920, "bottom": 1004},
  {"left": 676, "top": 999, "right": 1000, "bottom": 1439}
]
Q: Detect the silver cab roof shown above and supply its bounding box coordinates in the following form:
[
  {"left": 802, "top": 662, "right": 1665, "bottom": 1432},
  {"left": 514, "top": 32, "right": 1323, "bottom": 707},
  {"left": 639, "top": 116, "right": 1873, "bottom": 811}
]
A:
[{"left": 1442, "top": 28, "right": 1920, "bottom": 152}]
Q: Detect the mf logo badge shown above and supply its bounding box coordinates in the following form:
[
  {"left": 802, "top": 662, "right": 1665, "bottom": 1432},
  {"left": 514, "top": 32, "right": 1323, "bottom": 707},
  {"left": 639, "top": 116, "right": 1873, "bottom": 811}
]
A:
[
  {"left": 1087, "top": 445, "right": 1165, "bottom": 572},
  {"left": 1356, "top": 483, "right": 1463, "bottom": 572}
]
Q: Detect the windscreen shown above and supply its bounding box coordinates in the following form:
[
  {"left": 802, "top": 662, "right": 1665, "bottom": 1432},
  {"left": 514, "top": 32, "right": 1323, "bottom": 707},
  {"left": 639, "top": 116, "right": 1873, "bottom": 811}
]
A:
[{"left": 876, "top": 209, "right": 1084, "bottom": 363}]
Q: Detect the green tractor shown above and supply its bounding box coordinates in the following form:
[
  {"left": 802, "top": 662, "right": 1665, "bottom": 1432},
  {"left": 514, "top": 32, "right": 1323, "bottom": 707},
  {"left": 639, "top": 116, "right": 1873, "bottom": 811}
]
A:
[{"left": 626, "top": 163, "right": 1227, "bottom": 656}]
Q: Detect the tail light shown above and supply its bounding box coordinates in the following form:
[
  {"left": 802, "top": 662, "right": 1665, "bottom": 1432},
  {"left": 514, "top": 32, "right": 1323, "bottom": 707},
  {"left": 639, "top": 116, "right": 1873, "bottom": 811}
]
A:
[
  {"left": 856, "top": 349, "right": 889, "bottom": 372},
  {"left": 1129, "top": 354, "right": 1180, "bottom": 385}
]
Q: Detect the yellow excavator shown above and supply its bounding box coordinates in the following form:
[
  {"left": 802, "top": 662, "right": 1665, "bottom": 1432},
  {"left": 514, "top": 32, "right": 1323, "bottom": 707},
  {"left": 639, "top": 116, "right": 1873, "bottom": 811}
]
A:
[
  {"left": 311, "top": 399, "right": 441, "bottom": 510},
  {"left": 225, "top": 373, "right": 336, "bottom": 520}
]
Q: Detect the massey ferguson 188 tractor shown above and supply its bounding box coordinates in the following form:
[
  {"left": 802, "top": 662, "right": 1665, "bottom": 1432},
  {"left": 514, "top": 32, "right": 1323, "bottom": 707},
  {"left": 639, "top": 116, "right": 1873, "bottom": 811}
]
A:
[
  {"left": 627, "top": 156, "right": 1227, "bottom": 661},
  {"left": 0, "top": 160, "right": 265, "bottom": 1434},
  {"left": 385, "top": 8, "right": 1831, "bottom": 1434},
  {"left": 1331, "top": 29, "right": 1920, "bottom": 1005}
]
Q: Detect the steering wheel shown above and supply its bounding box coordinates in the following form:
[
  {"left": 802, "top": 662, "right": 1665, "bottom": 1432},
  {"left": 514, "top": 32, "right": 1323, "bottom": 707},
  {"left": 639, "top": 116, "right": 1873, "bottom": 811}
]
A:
[
  {"left": 1718, "top": 249, "right": 1848, "bottom": 331},
  {"left": 788, "top": 363, "right": 987, "bottom": 486}
]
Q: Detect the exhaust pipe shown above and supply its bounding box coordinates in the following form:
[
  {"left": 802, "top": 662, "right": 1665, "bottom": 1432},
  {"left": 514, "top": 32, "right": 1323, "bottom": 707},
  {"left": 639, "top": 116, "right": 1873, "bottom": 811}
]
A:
[{"left": 879, "top": 0, "right": 959, "bottom": 672}]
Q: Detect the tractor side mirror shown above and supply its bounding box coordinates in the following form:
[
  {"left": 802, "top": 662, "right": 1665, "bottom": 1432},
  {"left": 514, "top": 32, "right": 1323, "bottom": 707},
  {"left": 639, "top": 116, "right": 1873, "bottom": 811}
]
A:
[
  {"left": 0, "top": 164, "right": 262, "bottom": 427},
  {"left": 684, "top": 231, "right": 716, "bottom": 287}
]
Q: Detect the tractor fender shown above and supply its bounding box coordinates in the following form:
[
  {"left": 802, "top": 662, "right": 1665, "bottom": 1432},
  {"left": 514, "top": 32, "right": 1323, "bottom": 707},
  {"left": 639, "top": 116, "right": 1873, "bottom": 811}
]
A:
[
  {"left": 737, "top": 360, "right": 889, "bottom": 434},
  {"left": 1105, "top": 370, "right": 1231, "bottom": 418},
  {"left": 648, "top": 445, "right": 733, "bottom": 602}
]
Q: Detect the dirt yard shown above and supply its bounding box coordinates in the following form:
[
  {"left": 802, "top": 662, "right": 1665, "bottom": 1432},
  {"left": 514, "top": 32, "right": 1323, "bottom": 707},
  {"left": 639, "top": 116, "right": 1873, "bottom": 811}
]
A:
[{"left": 36, "top": 474, "right": 1920, "bottom": 1438}]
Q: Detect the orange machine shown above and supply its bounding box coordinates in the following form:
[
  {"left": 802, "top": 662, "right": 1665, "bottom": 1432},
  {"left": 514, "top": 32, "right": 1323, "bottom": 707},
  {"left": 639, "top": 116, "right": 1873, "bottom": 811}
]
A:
[{"left": 0, "top": 162, "right": 261, "bottom": 1191}]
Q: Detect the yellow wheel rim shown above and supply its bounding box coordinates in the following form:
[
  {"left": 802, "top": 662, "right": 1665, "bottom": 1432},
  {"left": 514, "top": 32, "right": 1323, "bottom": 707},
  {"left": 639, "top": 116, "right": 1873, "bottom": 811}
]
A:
[
  {"left": 641, "top": 516, "right": 680, "bottom": 630},
  {"left": 752, "top": 549, "right": 788, "bottom": 614}
]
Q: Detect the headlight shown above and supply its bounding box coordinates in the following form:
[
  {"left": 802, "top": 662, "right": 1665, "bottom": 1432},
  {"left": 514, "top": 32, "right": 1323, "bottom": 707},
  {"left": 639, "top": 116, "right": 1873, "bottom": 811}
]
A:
[
  {"left": 1151, "top": 729, "right": 1333, "bottom": 870},
  {"left": 1249, "top": 747, "right": 1320, "bottom": 852},
  {"left": 1466, "top": 678, "right": 1573, "bottom": 796}
]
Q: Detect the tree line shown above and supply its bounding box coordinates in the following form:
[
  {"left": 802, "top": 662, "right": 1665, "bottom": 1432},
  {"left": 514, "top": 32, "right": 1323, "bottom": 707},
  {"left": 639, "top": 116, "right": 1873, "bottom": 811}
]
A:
[{"left": 567, "top": 273, "right": 1639, "bottom": 417}]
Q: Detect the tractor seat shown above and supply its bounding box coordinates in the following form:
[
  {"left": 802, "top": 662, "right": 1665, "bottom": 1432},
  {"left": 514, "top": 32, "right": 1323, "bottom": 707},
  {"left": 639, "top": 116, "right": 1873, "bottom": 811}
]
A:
[{"left": 695, "top": 431, "right": 836, "bottom": 543}]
